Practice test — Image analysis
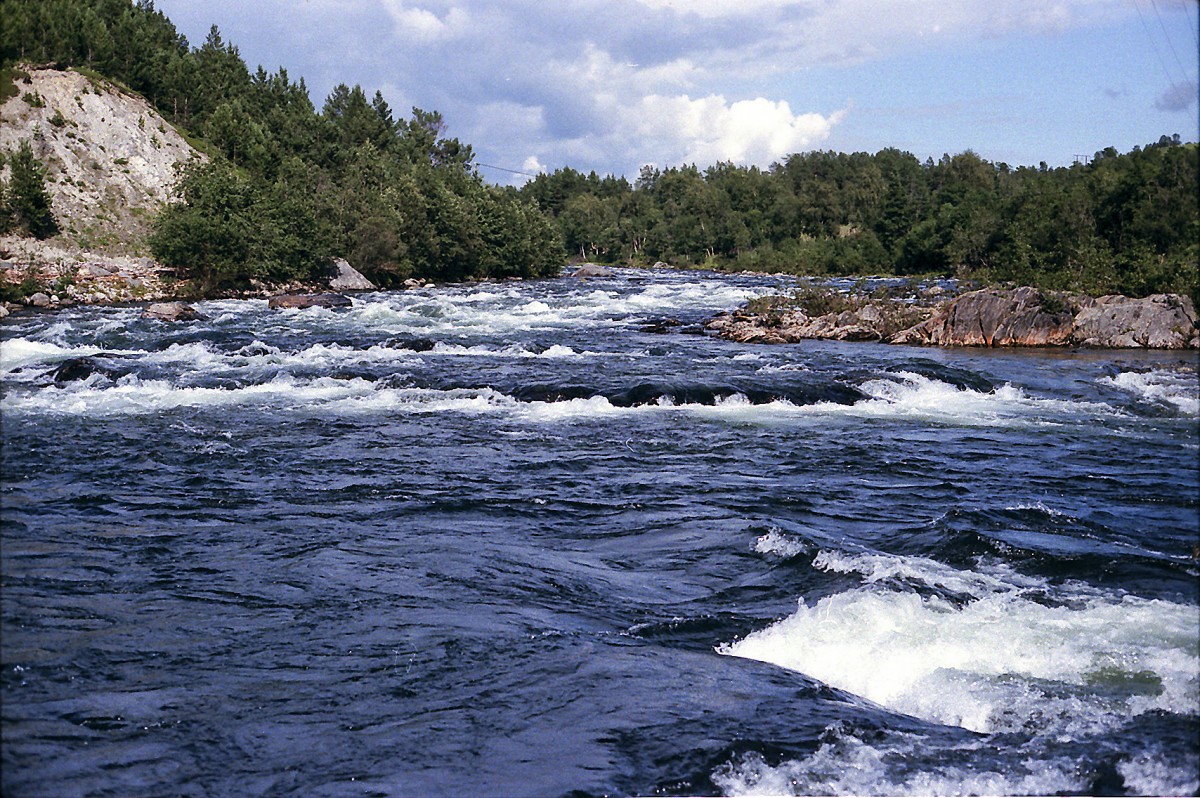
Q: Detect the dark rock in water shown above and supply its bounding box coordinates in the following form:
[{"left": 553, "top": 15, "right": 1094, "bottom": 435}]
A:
[
  {"left": 640, "top": 317, "right": 684, "bottom": 334},
  {"left": 268, "top": 293, "right": 352, "bottom": 310},
  {"left": 50, "top": 357, "right": 113, "bottom": 383},
  {"left": 571, "top": 263, "right": 612, "bottom": 278},
  {"left": 384, "top": 337, "right": 438, "bottom": 352},
  {"left": 143, "top": 301, "right": 203, "bottom": 321}
]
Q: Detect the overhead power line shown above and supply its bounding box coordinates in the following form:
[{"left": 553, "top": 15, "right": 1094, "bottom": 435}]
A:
[
  {"left": 476, "top": 162, "right": 539, "bottom": 178},
  {"left": 1132, "top": 0, "right": 1191, "bottom": 93},
  {"left": 1147, "top": 0, "right": 1194, "bottom": 81}
]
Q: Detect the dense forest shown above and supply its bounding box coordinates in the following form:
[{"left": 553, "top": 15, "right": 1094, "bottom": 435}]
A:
[
  {"left": 520, "top": 141, "right": 1198, "bottom": 303},
  {"left": 1, "top": 0, "right": 1196, "bottom": 303}
]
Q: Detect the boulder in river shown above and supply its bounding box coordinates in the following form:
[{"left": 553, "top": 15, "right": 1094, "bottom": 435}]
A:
[
  {"left": 49, "top": 356, "right": 126, "bottom": 383},
  {"left": 571, "top": 263, "right": 612, "bottom": 278},
  {"left": 268, "top": 293, "right": 353, "bottom": 310},
  {"left": 143, "top": 301, "right": 203, "bottom": 321},
  {"left": 328, "top": 258, "right": 376, "bottom": 291}
]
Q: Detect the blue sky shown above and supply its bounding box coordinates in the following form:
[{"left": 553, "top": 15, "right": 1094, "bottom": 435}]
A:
[{"left": 152, "top": 0, "right": 1199, "bottom": 183}]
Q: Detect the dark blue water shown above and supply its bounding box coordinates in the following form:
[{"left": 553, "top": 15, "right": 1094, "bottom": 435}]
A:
[{"left": 2, "top": 268, "right": 1198, "bottom": 797}]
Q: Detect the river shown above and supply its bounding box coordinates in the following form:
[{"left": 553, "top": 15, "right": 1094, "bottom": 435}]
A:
[{"left": 2, "top": 267, "right": 1197, "bottom": 797}]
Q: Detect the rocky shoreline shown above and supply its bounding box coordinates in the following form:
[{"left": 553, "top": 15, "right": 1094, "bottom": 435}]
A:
[
  {"left": 0, "top": 238, "right": 401, "bottom": 318},
  {"left": 707, "top": 285, "right": 1200, "bottom": 350},
  {"left": 3, "top": 251, "right": 1197, "bottom": 351}
]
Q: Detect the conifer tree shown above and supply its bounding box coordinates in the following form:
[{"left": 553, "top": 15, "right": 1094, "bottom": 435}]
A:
[{"left": 6, "top": 140, "right": 58, "bottom": 239}]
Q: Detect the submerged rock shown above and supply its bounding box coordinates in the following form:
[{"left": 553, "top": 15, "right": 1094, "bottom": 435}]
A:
[
  {"left": 267, "top": 293, "right": 353, "bottom": 310},
  {"left": 143, "top": 301, "right": 203, "bottom": 321},
  {"left": 328, "top": 257, "right": 376, "bottom": 291},
  {"left": 48, "top": 356, "right": 127, "bottom": 383}
]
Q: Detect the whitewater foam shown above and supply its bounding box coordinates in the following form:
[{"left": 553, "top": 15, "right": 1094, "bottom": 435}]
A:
[
  {"left": 713, "top": 736, "right": 1087, "bottom": 797},
  {"left": 719, "top": 551, "right": 1199, "bottom": 737},
  {"left": 1101, "top": 369, "right": 1199, "bottom": 415}
]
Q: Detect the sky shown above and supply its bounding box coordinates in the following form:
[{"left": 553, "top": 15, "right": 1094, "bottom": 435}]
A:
[{"left": 152, "top": 0, "right": 1200, "bottom": 184}]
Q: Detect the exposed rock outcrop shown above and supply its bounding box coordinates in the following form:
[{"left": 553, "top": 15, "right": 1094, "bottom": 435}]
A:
[
  {"left": 710, "top": 287, "right": 1199, "bottom": 350},
  {"left": 1069, "top": 294, "right": 1199, "bottom": 349},
  {"left": 892, "top": 288, "right": 1197, "bottom": 349},
  {"left": 890, "top": 287, "right": 1076, "bottom": 347},
  {"left": 0, "top": 66, "right": 204, "bottom": 254},
  {"left": 328, "top": 258, "right": 376, "bottom": 291},
  {"left": 707, "top": 302, "right": 932, "bottom": 345},
  {"left": 267, "top": 293, "right": 353, "bottom": 310}
]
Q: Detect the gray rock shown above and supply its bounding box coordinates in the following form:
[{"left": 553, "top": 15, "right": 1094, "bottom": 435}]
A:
[
  {"left": 891, "top": 287, "right": 1075, "bottom": 347},
  {"left": 328, "top": 257, "right": 376, "bottom": 291},
  {"left": 268, "top": 293, "right": 353, "bottom": 310},
  {"left": 571, "top": 263, "right": 612, "bottom": 278},
  {"left": 143, "top": 301, "right": 203, "bottom": 321},
  {"left": 27, "top": 292, "right": 52, "bottom": 307},
  {"left": 0, "top": 305, "right": 10, "bottom": 318},
  {"left": 85, "top": 263, "right": 115, "bottom": 277},
  {"left": 1070, "top": 294, "right": 1197, "bottom": 349}
]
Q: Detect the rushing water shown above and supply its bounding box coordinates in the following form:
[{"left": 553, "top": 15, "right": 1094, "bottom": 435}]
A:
[{"left": 2, "top": 268, "right": 1198, "bottom": 797}]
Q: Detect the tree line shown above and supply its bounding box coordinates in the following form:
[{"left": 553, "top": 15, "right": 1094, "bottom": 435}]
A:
[
  {"left": 520, "top": 140, "right": 1198, "bottom": 303},
  {"left": 1, "top": 0, "right": 1195, "bottom": 303}
]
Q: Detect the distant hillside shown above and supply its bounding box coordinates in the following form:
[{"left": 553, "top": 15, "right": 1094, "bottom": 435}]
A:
[{"left": 0, "top": 65, "right": 203, "bottom": 255}]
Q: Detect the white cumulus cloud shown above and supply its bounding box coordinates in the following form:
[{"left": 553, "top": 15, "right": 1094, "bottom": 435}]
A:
[{"left": 634, "top": 94, "right": 843, "bottom": 166}]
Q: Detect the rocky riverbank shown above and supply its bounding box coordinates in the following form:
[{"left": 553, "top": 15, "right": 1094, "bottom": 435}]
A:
[{"left": 708, "top": 285, "right": 1199, "bottom": 350}]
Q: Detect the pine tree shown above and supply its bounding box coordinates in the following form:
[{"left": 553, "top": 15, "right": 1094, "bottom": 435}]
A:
[{"left": 7, "top": 140, "right": 58, "bottom": 239}]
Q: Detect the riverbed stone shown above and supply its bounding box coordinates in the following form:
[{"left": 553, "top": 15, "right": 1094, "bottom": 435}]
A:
[
  {"left": 268, "top": 292, "right": 353, "bottom": 310},
  {"left": 144, "top": 301, "right": 203, "bottom": 321},
  {"left": 572, "top": 263, "right": 612, "bottom": 278}
]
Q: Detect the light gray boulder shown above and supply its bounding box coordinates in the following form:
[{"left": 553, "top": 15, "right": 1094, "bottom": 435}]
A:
[
  {"left": 144, "top": 301, "right": 203, "bottom": 321},
  {"left": 329, "top": 258, "right": 376, "bottom": 291},
  {"left": 571, "top": 263, "right": 612, "bottom": 278}
]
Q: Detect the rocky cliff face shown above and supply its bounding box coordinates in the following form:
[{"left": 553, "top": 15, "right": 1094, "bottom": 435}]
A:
[{"left": 1, "top": 66, "right": 203, "bottom": 254}]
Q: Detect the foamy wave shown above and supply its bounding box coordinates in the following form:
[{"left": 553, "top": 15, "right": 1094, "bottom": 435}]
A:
[
  {"left": 754, "top": 528, "right": 812, "bottom": 559},
  {"left": 0, "top": 338, "right": 107, "bottom": 371},
  {"left": 835, "top": 371, "right": 1116, "bottom": 426},
  {"left": 720, "top": 554, "right": 1199, "bottom": 736},
  {"left": 714, "top": 738, "right": 1085, "bottom": 797},
  {"left": 1, "top": 374, "right": 381, "bottom": 415},
  {"left": 1101, "top": 369, "right": 1199, "bottom": 415}
]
